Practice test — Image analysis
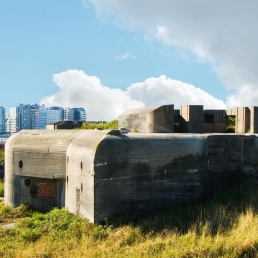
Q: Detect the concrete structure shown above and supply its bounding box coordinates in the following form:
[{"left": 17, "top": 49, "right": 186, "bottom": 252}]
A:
[
  {"left": 119, "top": 105, "right": 258, "bottom": 134},
  {"left": 180, "top": 105, "right": 203, "bottom": 133},
  {"left": 203, "top": 109, "right": 227, "bottom": 133},
  {"left": 5, "top": 130, "right": 86, "bottom": 211},
  {"left": 118, "top": 105, "right": 174, "bottom": 133},
  {"left": 46, "top": 121, "right": 82, "bottom": 130},
  {"left": 5, "top": 104, "right": 258, "bottom": 223},
  {"left": 5, "top": 128, "right": 258, "bottom": 223}
]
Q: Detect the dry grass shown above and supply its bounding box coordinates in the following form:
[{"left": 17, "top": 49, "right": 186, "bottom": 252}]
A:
[{"left": 1, "top": 181, "right": 258, "bottom": 257}]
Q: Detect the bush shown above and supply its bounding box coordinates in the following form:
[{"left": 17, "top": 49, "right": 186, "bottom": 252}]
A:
[{"left": 226, "top": 125, "right": 235, "bottom": 133}]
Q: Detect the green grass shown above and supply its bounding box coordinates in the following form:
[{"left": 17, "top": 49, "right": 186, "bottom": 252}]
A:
[
  {"left": 1, "top": 180, "right": 258, "bottom": 257},
  {"left": 0, "top": 179, "right": 3, "bottom": 197},
  {"left": 80, "top": 120, "right": 118, "bottom": 130}
]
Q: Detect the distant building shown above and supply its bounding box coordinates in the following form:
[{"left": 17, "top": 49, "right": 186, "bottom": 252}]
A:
[
  {"left": 10, "top": 106, "right": 19, "bottom": 133},
  {"left": 31, "top": 104, "right": 40, "bottom": 129},
  {"left": 73, "top": 108, "right": 86, "bottom": 121},
  {"left": 0, "top": 107, "right": 5, "bottom": 134},
  {"left": 39, "top": 104, "right": 47, "bottom": 129},
  {"left": 7, "top": 104, "right": 87, "bottom": 132},
  {"left": 46, "top": 106, "right": 64, "bottom": 124},
  {"left": 64, "top": 108, "right": 75, "bottom": 121},
  {"left": 5, "top": 114, "right": 11, "bottom": 134}
]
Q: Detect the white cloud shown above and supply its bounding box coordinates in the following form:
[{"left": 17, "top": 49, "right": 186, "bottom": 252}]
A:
[
  {"left": 41, "top": 70, "right": 226, "bottom": 120},
  {"left": 115, "top": 52, "right": 136, "bottom": 60},
  {"left": 40, "top": 70, "right": 144, "bottom": 121},
  {"left": 87, "top": 0, "right": 258, "bottom": 107},
  {"left": 127, "top": 75, "right": 226, "bottom": 109}
]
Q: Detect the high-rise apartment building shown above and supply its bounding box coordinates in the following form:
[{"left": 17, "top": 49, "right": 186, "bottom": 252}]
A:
[
  {"left": 39, "top": 104, "right": 47, "bottom": 129},
  {"left": 73, "top": 108, "right": 87, "bottom": 121},
  {"left": 5, "top": 114, "right": 11, "bottom": 134},
  {"left": 46, "top": 106, "right": 64, "bottom": 124},
  {"left": 19, "top": 104, "right": 32, "bottom": 130},
  {"left": 10, "top": 106, "right": 19, "bottom": 133},
  {"left": 64, "top": 108, "right": 75, "bottom": 121},
  {"left": 9, "top": 104, "right": 42, "bottom": 133},
  {"left": 0, "top": 107, "right": 5, "bottom": 134},
  {"left": 31, "top": 104, "right": 40, "bottom": 129},
  {"left": 8, "top": 104, "right": 86, "bottom": 132}
]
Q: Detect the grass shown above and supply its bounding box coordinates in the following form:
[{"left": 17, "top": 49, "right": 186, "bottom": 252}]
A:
[
  {"left": 80, "top": 120, "right": 118, "bottom": 130},
  {"left": 1, "top": 180, "right": 258, "bottom": 257},
  {"left": 0, "top": 179, "right": 3, "bottom": 197},
  {"left": 0, "top": 149, "right": 4, "bottom": 169}
]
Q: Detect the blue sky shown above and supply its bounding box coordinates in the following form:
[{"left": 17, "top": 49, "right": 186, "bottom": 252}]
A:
[{"left": 1, "top": 0, "right": 257, "bottom": 120}]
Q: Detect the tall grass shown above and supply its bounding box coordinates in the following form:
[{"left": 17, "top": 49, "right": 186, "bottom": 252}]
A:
[{"left": 1, "top": 180, "right": 258, "bottom": 257}]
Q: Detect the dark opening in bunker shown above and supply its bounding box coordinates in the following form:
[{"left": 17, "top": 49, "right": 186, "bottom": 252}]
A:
[
  {"left": 30, "top": 185, "right": 37, "bottom": 195},
  {"left": 19, "top": 160, "right": 23, "bottom": 168},
  {"left": 24, "top": 178, "right": 31, "bottom": 187},
  {"left": 204, "top": 114, "right": 214, "bottom": 123}
]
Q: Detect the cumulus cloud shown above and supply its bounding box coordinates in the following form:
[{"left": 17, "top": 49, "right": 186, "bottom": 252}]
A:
[
  {"left": 41, "top": 70, "right": 226, "bottom": 121},
  {"left": 128, "top": 75, "right": 226, "bottom": 109},
  {"left": 40, "top": 70, "right": 144, "bottom": 121},
  {"left": 86, "top": 0, "right": 258, "bottom": 107}
]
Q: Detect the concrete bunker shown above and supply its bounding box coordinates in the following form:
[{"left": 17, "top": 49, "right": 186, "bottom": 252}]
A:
[
  {"left": 4, "top": 104, "right": 258, "bottom": 223},
  {"left": 4, "top": 130, "right": 86, "bottom": 211}
]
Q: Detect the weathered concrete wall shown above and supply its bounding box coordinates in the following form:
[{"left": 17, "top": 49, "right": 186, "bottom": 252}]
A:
[
  {"left": 250, "top": 107, "right": 258, "bottom": 133},
  {"left": 226, "top": 109, "right": 237, "bottom": 116},
  {"left": 203, "top": 110, "right": 226, "bottom": 123},
  {"left": 46, "top": 121, "right": 82, "bottom": 130},
  {"left": 6, "top": 129, "right": 258, "bottom": 223},
  {"left": 203, "top": 123, "right": 226, "bottom": 133},
  {"left": 66, "top": 130, "right": 110, "bottom": 223},
  {"left": 118, "top": 105, "right": 174, "bottom": 133},
  {"left": 90, "top": 132, "right": 255, "bottom": 222},
  {"left": 180, "top": 105, "right": 203, "bottom": 133},
  {"left": 236, "top": 107, "right": 250, "bottom": 133},
  {"left": 11, "top": 176, "right": 65, "bottom": 211},
  {"left": 5, "top": 130, "right": 86, "bottom": 209}
]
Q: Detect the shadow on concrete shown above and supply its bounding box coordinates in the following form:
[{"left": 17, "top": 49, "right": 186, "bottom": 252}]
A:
[{"left": 102, "top": 177, "right": 258, "bottom": 238}]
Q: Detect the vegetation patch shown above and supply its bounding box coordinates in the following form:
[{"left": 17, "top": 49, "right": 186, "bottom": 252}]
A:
[
  {"left": 0, "top": 150, "right": 4, "bottom": 169},
  {"left": 226, "top": 116, "right": 236, "bottom": 133},
  {"left": 1, "top": 180, "right": 258, "bottom": 257},
  {"left": 0, "top": 179, "right": 3, "bottom": 197},
  {"left": 81, "top": 120, "right": 118, "bottom": 130}
]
